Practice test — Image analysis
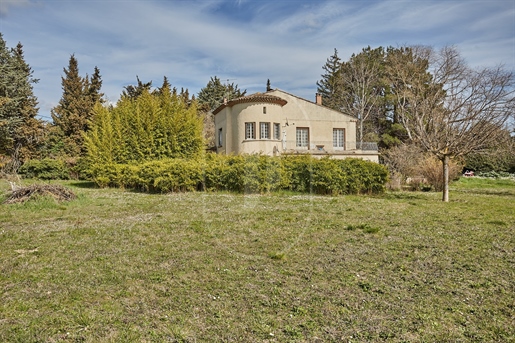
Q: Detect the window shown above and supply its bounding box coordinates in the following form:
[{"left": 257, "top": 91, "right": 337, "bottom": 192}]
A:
[
  {"left": 245, "top": 122, "right": 255, "bottom": 139},
  {"left": 263, "top": 106, "right": 267, "bottom": 114},
  {"left": 260, "top": 122, "right": 270, "bottom": 139},
  {"left": 333, "top": 128, "right": 345, "bottom": 149},
  {"left": 296, "top": 127, "right": 309, "bottom": 148},
  {"left": 218, "top": 128, "right": 223, "bottom": 147},
  {"left": 273, "top": 123, "right": 281, "bottom": 140}
]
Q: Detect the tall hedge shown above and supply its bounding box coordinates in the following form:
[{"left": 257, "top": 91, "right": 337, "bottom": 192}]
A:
[{"left": 84, "top": 89, "right": 204, "bottom": 167}]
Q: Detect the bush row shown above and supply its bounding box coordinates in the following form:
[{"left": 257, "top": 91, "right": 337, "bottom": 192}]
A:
[
  {"left": 89, "top": 154, "right": 389, "bottom": 195},
  {"left": 18, "top": 158, "right": 90, "bottom": 180}
]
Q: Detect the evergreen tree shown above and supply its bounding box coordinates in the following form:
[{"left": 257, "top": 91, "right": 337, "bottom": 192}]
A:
[
  {"left": 317, "top": 46, "right": 433, "bottom": 148},
  {"left": 85, "top": 88, "right": 203, "bottom": 166},
  {"left": 316, "top": 48, "right": 343, "bottom": 111},
  {"left": 50, "top": 54, "right": 103, "bottom": 156},
  {"left": 197, "top": 76, "right": 246, "bottom": 112},
  {"left": 180, "top": 87, "right": 190, "bottom": 105},
  {"left": 0, "top": 34, "right": 43, "bottom": 171},
  {"left": 88, "top": 66, "right": 104, "bottom": 105},
  {"left": 197, "top": 76, "right": 246, "bottom": 147},
  {"left": 155, "top": 76, "right": 172, "bottom": 96},
  {"left": 121, "top": 76, "right": 152, "bottom": 100}
]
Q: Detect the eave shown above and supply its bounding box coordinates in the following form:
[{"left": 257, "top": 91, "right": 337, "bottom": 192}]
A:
[{"left": 213, "top": 93, "right": 288, "bottom": 115}]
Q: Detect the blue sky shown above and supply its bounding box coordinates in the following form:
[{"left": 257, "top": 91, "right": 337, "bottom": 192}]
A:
[{"left": 1, "top": 0, "right": 514, "bottom": 121}]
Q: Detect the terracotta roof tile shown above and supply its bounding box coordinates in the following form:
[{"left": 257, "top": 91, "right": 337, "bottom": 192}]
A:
[{"left": 213, "top": 92, "right": 287, "bottom": 115}]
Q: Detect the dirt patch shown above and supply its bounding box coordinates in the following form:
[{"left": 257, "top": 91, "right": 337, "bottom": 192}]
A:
[{"left": 4, "top": 184, "right": 77, "bottom": 204}]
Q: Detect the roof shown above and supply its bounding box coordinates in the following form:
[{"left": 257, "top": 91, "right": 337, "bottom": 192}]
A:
[
  {"left": 269, "top": 89, "right": 359, "bottom": 120},
  {"left": 212, "top": 92, "right": 288, "bottom": 115}
]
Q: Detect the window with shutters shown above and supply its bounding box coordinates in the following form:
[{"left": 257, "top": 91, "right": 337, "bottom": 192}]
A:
[
  {"left": 218, "top": 128, "right": 223, "bottom": 147},
  {"left": 245, "top": 122, "right": 255, "bottom": 140},
  {"left": 260, "top": 122, "right": 270, "bottom": 139},
  {"left": 296, "top": 127, "right": 309, "bottom": 148},
  {"left": 333, "top": 128, "right": 345, "bottom": 149},
  {"left": 273, "top": 123, "right": 281, "bottom": 140}
]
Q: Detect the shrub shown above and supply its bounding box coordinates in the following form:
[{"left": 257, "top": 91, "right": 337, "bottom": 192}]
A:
[
  {"left": 477, "top": 171, "right": 514, "bottom": 179},
  {"left": 19, "top": 159, "right": 70, "bottom": 180},
  {"left": 381, "top": 144, "right": 424, "bottom": 181},
  {"left": 88, "top": 154, "right": 389, "bottom": 195},
  {"left": 464, "top": 140, "right": 515, "bottom": 173},
  {"left": 68, "top": 157, "right": 93, "bottom": 180},
  {"left": 419, "top": 156, "right": 462, "bottom": 192},
  {"left": 281, "top": 155, "right": 388, "bottom": 195},
  {"left": 151, "top": 159, "right": 203, "bottom": 193},
  {"left": 281, "top": 155, "right": 313, "bottom": 193}
]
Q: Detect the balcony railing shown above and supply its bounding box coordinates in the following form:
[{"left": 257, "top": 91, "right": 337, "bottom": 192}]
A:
[
  {"left": 356, "top": 142, "right": 379, "bottom": 151},
  {"left": 288, "top": 141, "right": 378, "bottom": 152}
]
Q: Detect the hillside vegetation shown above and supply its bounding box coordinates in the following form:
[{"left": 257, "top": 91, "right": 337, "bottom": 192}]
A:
[{"left": 0, "top": 178, "right": 514, "bottom": 342}]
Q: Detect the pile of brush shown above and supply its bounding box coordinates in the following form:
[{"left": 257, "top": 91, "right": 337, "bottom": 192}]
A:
[{"left": 3, "top": 184, "right": 76, "bottom": 204}]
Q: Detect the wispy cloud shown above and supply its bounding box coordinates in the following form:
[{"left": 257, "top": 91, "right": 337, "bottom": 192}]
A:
[
  {"left": 0, "top": 0, "right": 33, "bottom": 17},
  {"left": 1, "top": 0, "right": 513, "bottom": 119}
]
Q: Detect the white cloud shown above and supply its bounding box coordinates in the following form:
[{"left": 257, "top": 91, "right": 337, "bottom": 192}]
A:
[
  {"left": 0, "top": 0, "right": 33, "bottom": 16},
  {"left": 1, "top": 0, "right": 513, "bottom": 119}
]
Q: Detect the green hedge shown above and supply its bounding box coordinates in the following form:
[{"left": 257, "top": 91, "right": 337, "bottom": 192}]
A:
[
  {"left": 18, "top": 157, "right": 92, "bottom": 180},
  {"left": 89, "top": 154, "right": 389, "bottom": 195},
  {"left": 19, "top": 158, "right": 70, "bottom": 180}
]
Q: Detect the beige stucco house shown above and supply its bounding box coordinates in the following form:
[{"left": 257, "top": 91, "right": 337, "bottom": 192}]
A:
[{"left": 213, "top": 89, "right": 379, "bottom": 162}]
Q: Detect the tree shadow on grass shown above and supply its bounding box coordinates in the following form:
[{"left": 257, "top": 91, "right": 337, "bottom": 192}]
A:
[
  {"left": 383, "top": 192, "right": 428, "bottom": 200},
  {"left": 453, "top": 188, "right": 515, "bottom": 197},
  {"left": 68, "top": 181, "right": 98, "bottom": 189}
]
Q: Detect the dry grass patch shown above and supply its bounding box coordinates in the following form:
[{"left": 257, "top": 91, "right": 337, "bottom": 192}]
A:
[{"left": 3, "top": 184, "right": 76, "bottom": 204}]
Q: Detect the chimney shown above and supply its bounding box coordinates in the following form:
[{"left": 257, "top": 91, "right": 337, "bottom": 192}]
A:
[{"left": 315, "top": 93, "right": 322, "bottom": 105}]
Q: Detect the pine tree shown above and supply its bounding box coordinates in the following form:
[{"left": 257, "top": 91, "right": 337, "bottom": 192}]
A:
[
  {"left": 197, "top": 76, "right": 246, "bottom": 112},
  {"left": 316, "top": 48, "right": 343, "bottom": 111},
  {"left": 155, "top": 76, "right": 171, "bottom": 96},
  {"left": 121, "top": 76, "right": 152, "bottom": 100},
  {"left": 0, "top": 34, "right": 43, "bottom": 171},
  {"left": 50, "top": 54, "right": 103, "bottom": 156},
  {"left": 197, "top": 76, "right": 246, "bottom": 147},
  {"left": 88, "top": 66, "right": 104, "bottom": 105}
]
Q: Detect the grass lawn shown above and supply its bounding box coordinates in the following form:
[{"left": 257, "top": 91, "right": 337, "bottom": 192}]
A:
[{"left": 0, "top": 177, "right": 514, "bottom": 342}]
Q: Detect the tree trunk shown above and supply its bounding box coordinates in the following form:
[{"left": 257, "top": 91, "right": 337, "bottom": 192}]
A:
[
  {"left": 359, "top": 115, "right": 363, "bottom": 149},
  {"left": 442, "top": 155, "right": 449, "bottom": 202}
]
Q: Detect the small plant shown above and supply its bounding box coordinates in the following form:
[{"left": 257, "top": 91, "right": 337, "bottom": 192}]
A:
[
  {"left": 345, "top": 223, "right": 380, "bottom": 233},
  {"left": 269, "top": 252, "right": 286, "bottom": 260},
  {"left": 477, "top": 171, "right": 513, "bottom": 179}
]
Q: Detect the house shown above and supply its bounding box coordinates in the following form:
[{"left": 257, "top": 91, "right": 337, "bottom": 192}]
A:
[{"left": 213, "top": 89, "right": 379, "bottom": 162}]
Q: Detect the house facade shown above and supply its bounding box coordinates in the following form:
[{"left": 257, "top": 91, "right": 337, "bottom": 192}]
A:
[{"left": 213, "top": 89, "right": 379, "bottom": 162}]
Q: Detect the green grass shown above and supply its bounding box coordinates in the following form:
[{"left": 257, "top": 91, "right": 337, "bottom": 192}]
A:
[{"left": 1, "top": 178, "right": 514, "bottom": 342}]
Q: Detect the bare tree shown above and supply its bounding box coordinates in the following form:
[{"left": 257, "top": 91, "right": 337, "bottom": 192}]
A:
[
  {"left": 339, "top": 47, "right": 384, "bottom": 146},
  {"left": 396, "top": 46, "right": 515, "bottom": 201}
]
